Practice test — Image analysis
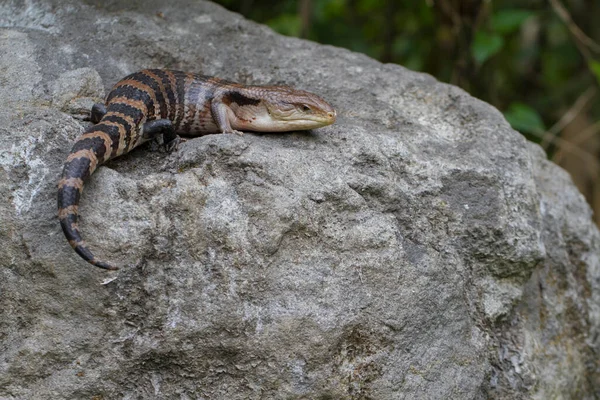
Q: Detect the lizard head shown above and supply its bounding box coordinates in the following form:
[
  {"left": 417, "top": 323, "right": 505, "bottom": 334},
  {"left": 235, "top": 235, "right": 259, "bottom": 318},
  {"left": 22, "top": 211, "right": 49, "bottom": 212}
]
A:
[
  {"left": 263, "top": 86, "right": 336, "bottom": 131},
  {"left": 230, "top": 86, "right": 336, "bottom": 132}
]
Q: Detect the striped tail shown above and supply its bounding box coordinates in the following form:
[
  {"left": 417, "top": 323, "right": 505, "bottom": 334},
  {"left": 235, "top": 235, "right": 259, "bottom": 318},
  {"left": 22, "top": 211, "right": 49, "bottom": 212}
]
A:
[
  {"left": 58, "top": 102, "right": 146, "bottom": 270},
  {"left": 58, "top": 69, "right": 168, "bottom": 270},
  {"left": 57, "top": 128, "right": 118, "bottom": 270}
]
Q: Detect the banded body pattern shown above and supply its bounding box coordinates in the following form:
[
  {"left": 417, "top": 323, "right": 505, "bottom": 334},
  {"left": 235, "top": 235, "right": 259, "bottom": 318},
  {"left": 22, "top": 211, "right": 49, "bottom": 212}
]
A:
[
  {"left": 57, "top": 69, "right": 336, "bottom": 270},
  {"left": 57, "top": 70, "right": 216, "bottom": 270}
]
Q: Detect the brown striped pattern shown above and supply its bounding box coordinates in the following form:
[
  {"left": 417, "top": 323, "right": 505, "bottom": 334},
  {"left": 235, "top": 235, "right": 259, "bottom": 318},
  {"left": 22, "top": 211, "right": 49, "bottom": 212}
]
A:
[
  {"left": 114, "top": 79, "right": 158, "bottom": 107},
  {"left": 57, "top": 205, "right": 79, "bottom": 220},
  {"left": 186, "top": 76, "right": 218, "bottom": 133},
  {"left": 77, "top": 131, "right": 112, "bottom": 162},
  {"left": 163, "top": 70, "right": 178, "bottom": 121},
  {"left": 107, "top": 96, "right": 148, "bottom": 115},
  {"left": 106, "top": 110, "right": 136, "bottom": 128},
  {"left": 58, "top": 70, "right": 166, "bottom": 270},
  {"left": 140, "top": 69, "right": 169, "bottom": 118},
  {"left": 102, "top": 120, "right": 128, "bottom": 156},
  {"left": 58, "top": 177, "right": 83, "bottom": 190},
  {"left": 58, "top": 69, "right": 191, "bottom": 270},
  {"left": 173, "top": 71, "right": 186, "bottom": 130},
  {"left": 57, "top": 69, "right": 216, "bottom": 270},
  {"left": 181, "top": 72, "right": 195, "bottom": 133},
  {"left": 66, "top": 149, "right": 98, "bottom": 175}
]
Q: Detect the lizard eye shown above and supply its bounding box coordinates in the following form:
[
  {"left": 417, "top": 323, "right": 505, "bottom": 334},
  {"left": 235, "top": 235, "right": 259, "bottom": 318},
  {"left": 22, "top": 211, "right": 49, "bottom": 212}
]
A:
[{"left": 301, "top": 104, "right": 312, "bottom": 112}]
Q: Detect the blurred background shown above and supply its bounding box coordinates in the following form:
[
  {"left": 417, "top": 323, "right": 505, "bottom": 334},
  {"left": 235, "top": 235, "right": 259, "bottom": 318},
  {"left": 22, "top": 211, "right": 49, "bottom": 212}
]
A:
[{"left": 214, "top": 0, "right": 600, "bottom": 226}]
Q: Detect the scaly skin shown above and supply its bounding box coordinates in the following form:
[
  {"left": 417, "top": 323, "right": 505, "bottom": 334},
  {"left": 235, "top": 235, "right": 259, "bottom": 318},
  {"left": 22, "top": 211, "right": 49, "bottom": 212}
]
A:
[{"left": 58, "top": 69, "right": 336, "bottom": 270}]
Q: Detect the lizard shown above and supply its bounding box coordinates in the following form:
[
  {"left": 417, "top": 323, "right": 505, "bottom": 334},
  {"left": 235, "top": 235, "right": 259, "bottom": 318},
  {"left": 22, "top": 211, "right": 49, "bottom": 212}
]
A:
[{"left": 57, "top": 69, "right": 336, "bottom": 270}]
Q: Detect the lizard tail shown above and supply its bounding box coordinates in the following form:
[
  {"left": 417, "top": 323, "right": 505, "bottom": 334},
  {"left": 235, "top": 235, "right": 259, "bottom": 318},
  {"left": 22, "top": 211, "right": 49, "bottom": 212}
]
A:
[
  {"left": 58, "top": 72, "right": 152, "bottom": 270},
  {"left": 57, "top": 121, "right": 120, "bottom": 270},
  {"left": 58, "top": 69, "right": 158, "bottom": 270}
]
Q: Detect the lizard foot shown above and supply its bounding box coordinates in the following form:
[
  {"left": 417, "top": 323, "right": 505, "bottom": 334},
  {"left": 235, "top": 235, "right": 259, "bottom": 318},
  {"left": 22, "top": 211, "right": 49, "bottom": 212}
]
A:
[
  {"left": 165, "top": 136, "right": 186, "bottom": 153},
  {"left": 224, "top": 129, "right": 244, "bottom": 136}
]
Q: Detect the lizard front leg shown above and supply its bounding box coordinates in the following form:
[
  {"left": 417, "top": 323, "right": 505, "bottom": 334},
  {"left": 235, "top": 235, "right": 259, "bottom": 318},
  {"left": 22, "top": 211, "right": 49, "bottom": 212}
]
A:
[{"left": 210, "top": 101, "right": 244, "bottom": 135}]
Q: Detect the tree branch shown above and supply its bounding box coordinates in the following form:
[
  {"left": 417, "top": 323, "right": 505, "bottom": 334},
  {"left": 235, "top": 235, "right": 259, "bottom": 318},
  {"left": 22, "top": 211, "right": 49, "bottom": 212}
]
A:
[
  {"left": 549, "top": 0, "right": 600, "bottom": 55},
  {"left": 541, "top": 86, "right": 597, "bottom": 149}
]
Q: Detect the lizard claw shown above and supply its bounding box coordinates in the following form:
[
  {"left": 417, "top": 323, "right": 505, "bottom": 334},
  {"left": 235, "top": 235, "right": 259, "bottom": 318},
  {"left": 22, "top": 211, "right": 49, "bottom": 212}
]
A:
[{"left": 165, "top": 136, "right": 184, "bottom": 153}]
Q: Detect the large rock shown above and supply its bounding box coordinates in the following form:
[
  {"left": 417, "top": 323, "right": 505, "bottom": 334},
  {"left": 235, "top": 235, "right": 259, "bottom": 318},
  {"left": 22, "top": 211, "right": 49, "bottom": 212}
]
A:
[{"left": 1, "top": 1, "right": 598, "bottom": 398}]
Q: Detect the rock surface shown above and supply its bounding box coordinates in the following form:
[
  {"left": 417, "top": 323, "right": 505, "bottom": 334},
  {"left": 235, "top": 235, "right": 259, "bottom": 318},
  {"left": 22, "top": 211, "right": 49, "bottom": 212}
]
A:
[{"left": 0, "top": 1, "right": 598, "bottom": 399}]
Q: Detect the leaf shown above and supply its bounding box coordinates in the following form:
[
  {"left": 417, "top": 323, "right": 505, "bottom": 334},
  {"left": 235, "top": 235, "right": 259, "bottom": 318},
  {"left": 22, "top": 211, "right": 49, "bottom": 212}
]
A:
[
  {"left": 504, "top": 103, "right": 545, "bottom": 134},
  {"left": 471, "top": 31, "right": 504, "bottom": 64},
  {"left": 266, "top": 14, "right": 301, "bottom": 37},
  {"left": 491, "top": 9, "right": 534, "bottom": 34},
  {"left": 589, "top": 60, "right": 600, "bottom": 85}
]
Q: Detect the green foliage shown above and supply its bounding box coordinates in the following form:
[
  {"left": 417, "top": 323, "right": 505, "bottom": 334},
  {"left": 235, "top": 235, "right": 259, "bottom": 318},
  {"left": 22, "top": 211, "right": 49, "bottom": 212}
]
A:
[
  {"left": 504, "top": 103, "right": 546, "bottom": 134},
  {"left": 490, "top": 9, "right": 534, "bottom": 34},
  {"left": 590, "top": 60, "right": 600, "bottom": 85},
  {"left": 267, "top": 13, "right": 301, "bottom": 37},
  {"left": 472, "top": 31, "right": 504, "bottom": 65}
]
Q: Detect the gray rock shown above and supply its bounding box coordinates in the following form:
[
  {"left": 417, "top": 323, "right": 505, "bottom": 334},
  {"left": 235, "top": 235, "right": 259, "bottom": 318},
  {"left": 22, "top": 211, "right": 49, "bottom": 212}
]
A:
[{"left": 0, "top": 0, "right": 598, "bottom": 399}]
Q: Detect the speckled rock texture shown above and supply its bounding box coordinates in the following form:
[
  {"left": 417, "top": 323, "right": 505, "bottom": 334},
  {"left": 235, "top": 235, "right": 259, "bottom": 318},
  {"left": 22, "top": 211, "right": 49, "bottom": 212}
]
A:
[{"left": 1, "top": 1, "right": 599, "bottom": 399}]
